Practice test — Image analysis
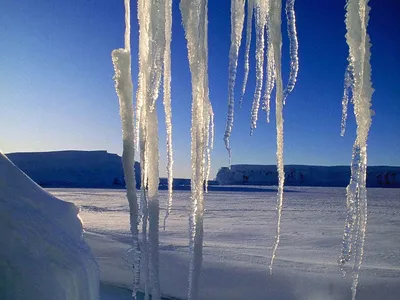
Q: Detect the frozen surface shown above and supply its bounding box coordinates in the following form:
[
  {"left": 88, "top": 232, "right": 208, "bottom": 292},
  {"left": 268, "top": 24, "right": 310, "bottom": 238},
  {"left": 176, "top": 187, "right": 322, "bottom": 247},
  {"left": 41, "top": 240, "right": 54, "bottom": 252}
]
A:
[
  {"left": 0, "top": 153, "right": 99, "bottom": 300},
  {"left": 49, "top": 187, "right": 400, "bottom": 300}
]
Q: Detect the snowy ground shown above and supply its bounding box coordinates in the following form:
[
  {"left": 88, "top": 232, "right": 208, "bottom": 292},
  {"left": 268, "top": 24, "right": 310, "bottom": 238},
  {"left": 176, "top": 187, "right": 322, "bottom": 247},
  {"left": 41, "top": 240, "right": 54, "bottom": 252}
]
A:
[{"left": 48, "top": 187, "right": 400, "bottom": 300}]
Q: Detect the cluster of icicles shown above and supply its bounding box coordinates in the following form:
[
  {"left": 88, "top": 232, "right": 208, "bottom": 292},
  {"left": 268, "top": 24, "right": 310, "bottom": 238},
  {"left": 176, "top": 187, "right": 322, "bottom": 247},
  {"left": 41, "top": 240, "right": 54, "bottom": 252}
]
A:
[
  {"left": 111, "top": 0, "right": 373, "bottom": 300},
  {"left": 224, "top": 0, "right": 299, "bottom": 275}
]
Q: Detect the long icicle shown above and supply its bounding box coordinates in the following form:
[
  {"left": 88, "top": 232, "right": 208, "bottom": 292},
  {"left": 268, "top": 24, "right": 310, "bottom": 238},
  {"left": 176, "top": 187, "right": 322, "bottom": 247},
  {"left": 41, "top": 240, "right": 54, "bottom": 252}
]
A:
[
  {"left": 250, "top": 1, "right": 267, "bottom": 135},
  {"left": 282, "top": 0, "right": 299, "bottom": 103},
  {"left": 338, "top": 1, "right": 373, "bottom": 299},
  {"left": 163, "top": 0, "right": 174, "bottom": 230},
  {"left": 111, "top": 1, "right": 140, "bottom": 299},
  {"left": 137, "top": 0, "right": 166, "bottom": 298},
  {"left": 137, "top": 0, "right": 150, "bottom": 298},
  {"left": 205, "top": 104, "right": 214, "bottom": 193},
  {"left": 180, "top": 0, "right": 212, "bottom": 298},
  {"left": 149, "top": 1, "right": 166, "bottom": 113},
  {"left": 269, "top": 0, "right": 285, "bottom": 274},
  {"left": 262, "top": 21, "right": 275, "bottom": 123},
  {"left": 239, "top": 0, "right": 255, "bottom": 107},
  {"left": 340, "top": 62, "right": 354, "bottom": 137},
  {"left": 223, "top": 0, "right": 245, "bottom": 165}
]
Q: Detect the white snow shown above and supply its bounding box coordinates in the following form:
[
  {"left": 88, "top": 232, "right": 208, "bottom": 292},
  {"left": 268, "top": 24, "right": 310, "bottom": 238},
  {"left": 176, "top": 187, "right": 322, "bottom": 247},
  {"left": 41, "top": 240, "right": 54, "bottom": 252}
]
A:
[
  {"left": 0, "top": 153, "right": 99, "bottom": 300},
  {"left": 50, "top": 187, "right": 400, "bottom": 300}
]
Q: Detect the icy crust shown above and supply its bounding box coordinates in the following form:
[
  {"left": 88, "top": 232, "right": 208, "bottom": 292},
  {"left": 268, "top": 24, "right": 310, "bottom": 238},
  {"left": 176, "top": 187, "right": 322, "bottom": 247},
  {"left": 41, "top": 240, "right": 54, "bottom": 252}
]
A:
[{"left": 0, "top": 153, "right": 99, "bottom": 300}]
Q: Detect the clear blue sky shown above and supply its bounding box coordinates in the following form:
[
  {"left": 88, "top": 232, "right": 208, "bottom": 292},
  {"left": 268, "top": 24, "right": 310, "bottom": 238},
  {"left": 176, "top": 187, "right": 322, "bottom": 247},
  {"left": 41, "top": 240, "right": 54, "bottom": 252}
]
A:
[{"left": 1, "top": 0, "right": 399, "bottom": 178}]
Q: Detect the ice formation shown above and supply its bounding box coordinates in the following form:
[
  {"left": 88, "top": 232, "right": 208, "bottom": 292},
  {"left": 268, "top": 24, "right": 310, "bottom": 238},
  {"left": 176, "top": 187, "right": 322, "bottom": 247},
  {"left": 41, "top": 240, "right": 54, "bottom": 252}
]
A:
[
  {"left": 224, "top": 0, "right": 245, "bottom": 164},
  {"left": 268, "top": 0, "right": 286, "bottom": 274},
  {"left": 341, "top": 63, "right": 354, "bottom": 137},
  {"left": 240, "top": 0, "right": 255, "bottom": 108},
  {"left": 137, "top": 0, "right": 166, "bottom": 299},
  {"left": 250, "top": 1, "right": 267, "bottom": 135},
  {"left": 180, "top": 0, "right": 214, "bottom": 298},
  {"left": 111, "top": 0, "right": 141, "bottom": 298},
  {"left": 262, "top": 34, "right": 275, "bottom": 123},
  {"left": 338, "top": 1, "right": 373, "bottom": 299},
  {"left": 163, "top": 0, "right": 174, "bottom": 230},
  {"left": 224, "top": 0, "right": 299, "bottom": 273},
  {"left": 0, "top": 153, "right": 99, "bottom": 300},
  {"left": 282, "top": 0, "right": 299, "bottom": 103},
  {"left": 112, "top": 0, "right": 174, "bottom": 299}
]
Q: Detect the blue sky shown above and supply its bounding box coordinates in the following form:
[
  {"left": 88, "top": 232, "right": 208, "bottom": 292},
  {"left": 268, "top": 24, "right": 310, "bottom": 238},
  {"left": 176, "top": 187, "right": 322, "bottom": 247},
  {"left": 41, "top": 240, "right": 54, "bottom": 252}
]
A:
[{"left": 0, "top": 0, "right": 399, "bottom": 178}]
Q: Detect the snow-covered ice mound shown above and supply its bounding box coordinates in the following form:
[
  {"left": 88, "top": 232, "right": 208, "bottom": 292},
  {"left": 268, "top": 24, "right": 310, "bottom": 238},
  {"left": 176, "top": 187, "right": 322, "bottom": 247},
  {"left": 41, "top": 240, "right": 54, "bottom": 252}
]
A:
[{"left": 0, "top": 152, "right": 99, "bottom": 300}]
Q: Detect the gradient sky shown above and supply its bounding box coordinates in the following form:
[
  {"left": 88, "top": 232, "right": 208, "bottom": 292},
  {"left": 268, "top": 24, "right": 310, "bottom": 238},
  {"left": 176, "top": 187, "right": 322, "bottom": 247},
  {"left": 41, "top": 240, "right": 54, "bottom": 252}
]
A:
[{"left": 1, "top": 0, "right": 399, "bottom": 178}]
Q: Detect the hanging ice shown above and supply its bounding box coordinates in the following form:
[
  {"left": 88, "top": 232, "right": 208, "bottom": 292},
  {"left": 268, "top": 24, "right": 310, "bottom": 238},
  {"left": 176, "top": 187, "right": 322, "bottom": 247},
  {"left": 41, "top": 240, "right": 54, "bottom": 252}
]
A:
[
  {"left": 111, "top": 0, "right": 140, "bottom": 298},
  {"left": 180, "top": 0, "right": 213, "bottom": 299},
  {"left": 262, "top": 34, "right": 275, "bottom": 123},
  {"left": 163, "top": 0, "right": 174, "bottom": 230},
  {"left": 136, "top": 0, "right": 174, "bottom": 298},
  {"left": 282, "top": 0, "right": 299, "bottom": 103},
  {"left": 341, "top": 62, "right": 354, "bottom": 137},
  {"left": 338, "top": 1, "right": 373, "bottom": 300},
  {"left": 240, "top": 0, "right": 255, "bottom": 107},
  {"left": 205, "top": 104, "right": 214, "bottom": 193},
  {"left": 250, "top": 0, "right": 268, "bottom": 134},
  {"left": 226, "top": 0, "right": 298, "bottom": 273},
  {"left": 223, "top": 0, "right": 245, "bottom": 165},
  {"left": 268, "top": 0, "right": 286, "bottom": 274}
]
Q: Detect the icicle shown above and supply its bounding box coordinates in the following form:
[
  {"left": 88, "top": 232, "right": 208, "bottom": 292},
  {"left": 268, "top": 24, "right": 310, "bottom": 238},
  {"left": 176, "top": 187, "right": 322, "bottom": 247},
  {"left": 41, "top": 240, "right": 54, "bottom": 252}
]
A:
[
  {"left": 137, "top": 1, "right": 150, "bottom": 298},
  {"left": 148, "top": 0, "right": 164, "bottom": 113},
  {"left": 223, "top": 0, "right": 245, "bottom": 165},
  {"left": 111, "top": 1, "right": 141, "bottom": 299},
  {"left": 262, "top": 26, "right": 275, "bottom": 123},
  {"left": 137, "top": 0, "right": 168, "bottom": 298},
  {"left": 269, "top": 0, "right": 285, "bottom": 274},
  {"left": 205, "top": 104, "right": 214, "bottom": 193},
  {"left": 239, "top": 0, "right": 255, "bottom": 107},
  {"left": 338, "top": 1, "right": 373, "bottom": 299},
  {"left": 163, "top": 0, "right": 174, "bottom": 230},
  {"left": 147, "top": 107, "right": 161, "bottom": 300},
  {"left": 250, "top": 1, "right": 267, "bottom": 135},
  {"left": 282, "top": 0, "right": 299, "bottom": 103},
  {"left": 341, "top": 62, "right": 354, "bottom": 136},
  {"left": 180, "top": 0, "right": 212, "bottom": 298}
]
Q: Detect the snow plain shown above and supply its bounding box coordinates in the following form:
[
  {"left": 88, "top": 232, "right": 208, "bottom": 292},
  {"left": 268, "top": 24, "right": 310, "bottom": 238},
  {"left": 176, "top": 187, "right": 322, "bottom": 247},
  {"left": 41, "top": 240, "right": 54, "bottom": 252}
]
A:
[{"left": 49, "top": 187, "right": 400, "bottom": 300}]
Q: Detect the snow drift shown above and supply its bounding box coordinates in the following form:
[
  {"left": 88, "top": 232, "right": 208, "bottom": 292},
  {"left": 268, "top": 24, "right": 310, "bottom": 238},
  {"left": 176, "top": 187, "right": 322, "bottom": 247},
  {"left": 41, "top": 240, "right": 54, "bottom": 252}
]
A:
[{"left": 0, "top": 152, "right": 99, "bottom": 300}]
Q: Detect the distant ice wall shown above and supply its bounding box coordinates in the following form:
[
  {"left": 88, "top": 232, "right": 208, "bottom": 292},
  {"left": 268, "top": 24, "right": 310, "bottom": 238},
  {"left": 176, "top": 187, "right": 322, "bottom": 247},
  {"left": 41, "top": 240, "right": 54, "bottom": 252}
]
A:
[
  {"left": 6, "top": 150, "right": 140, "bottom": 188},
  {"left": 216, "top": 164, "right": 400, "bottom": 187}
]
